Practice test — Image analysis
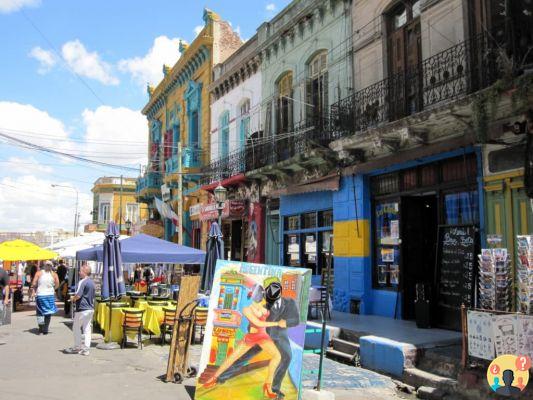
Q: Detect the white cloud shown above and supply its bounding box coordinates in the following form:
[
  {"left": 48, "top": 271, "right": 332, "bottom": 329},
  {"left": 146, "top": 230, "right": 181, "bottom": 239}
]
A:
[
  {"left": 194, "top": 25, "right": 203, "bottom": 36},
  {"left": 0, "top": 0, "right": 40, "bottom": 14},
  {"left": 0, "top": 101, "right": 74, "bottom": 153},
  {"left": 61, "top": 39, "right": 119, "bottom": 86},
  {"left": 6, "top": 156, "right": 53, "bottom": 175},
  {"left": 118, "top": 35, "right": 181, "bottom": 87},
  {"left": 266, "top": 3, "right": 276, "bottom": 12},
  {"left": 82, "top": 105, "right": 148, "bottom": 166},
  {"left": 0, "top": 175, "right": 92, "bottom": 232},
  {"left": 28, "top": 46, "right": 57, "bottom": 74}
]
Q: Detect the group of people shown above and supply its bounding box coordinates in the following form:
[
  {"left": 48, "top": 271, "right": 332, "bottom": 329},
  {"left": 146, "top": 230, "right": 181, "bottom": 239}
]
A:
[{"left": 1, "top": 259, "right": 96, "bottom": 356}]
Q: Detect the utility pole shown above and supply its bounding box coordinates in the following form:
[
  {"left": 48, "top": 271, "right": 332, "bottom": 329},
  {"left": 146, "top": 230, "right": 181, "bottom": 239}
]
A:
[
  {"left": 119, "top": 175, "right": 123, "bottom": 234},
  {"left": 177, "top": 142, "right": 183, "bottom": 245}
]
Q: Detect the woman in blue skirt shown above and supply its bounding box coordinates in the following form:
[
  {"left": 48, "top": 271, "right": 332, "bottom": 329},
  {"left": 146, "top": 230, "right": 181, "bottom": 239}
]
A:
[{"left": 31, "top": 261, "right": 59, "bottom": 334}]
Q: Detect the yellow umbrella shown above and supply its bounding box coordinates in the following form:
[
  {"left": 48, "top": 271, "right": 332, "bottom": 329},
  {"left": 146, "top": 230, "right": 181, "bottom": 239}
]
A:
[{"left": 0, "top": 239, "right": 58, "bottom": 261}]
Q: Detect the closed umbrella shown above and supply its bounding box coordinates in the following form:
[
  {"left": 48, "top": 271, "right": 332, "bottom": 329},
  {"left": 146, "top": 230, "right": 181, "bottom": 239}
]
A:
[
  {"left": 201, "top": 221, "right": 224, "bottom": 293},
  {"left": 102, "top": 221, "right": 126, "bottom": 300}
]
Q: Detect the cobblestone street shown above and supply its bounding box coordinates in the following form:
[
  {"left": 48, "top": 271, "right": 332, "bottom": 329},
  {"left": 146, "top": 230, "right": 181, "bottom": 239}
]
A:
[{"left": 0, "top": 307, "right": 406, "bottom": 400}]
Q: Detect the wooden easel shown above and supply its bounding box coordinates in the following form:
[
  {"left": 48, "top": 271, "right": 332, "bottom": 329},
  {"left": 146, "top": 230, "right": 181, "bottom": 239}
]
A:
[{"left": 165, "top": 275, "right": 201, "bottom": 382}]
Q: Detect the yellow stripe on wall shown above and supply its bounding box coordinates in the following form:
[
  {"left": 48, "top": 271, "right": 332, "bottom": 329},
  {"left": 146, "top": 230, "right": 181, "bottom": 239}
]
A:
[
  {"left": 333, "top": 220, "right": 370, "bottom": 258},
  {"left": 520, "top": 201, "right": 527, "bottom": 235},
  {"left": 494, "top": 203, "right": 502, "bottom": 235}
]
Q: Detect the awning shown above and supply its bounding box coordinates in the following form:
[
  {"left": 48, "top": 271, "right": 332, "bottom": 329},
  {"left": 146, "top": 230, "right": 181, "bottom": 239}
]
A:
[
  {"left": 270, "top": 173, "right": 340, "bottom": 197},
  {"left": 201, "top": 173, "right": 246, "bottom": 192}
]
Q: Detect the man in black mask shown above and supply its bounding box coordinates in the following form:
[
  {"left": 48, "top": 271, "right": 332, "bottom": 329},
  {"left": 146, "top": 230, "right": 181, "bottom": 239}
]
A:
[{"left": 218, "top": 279, "right": 300, "bottom": 399}]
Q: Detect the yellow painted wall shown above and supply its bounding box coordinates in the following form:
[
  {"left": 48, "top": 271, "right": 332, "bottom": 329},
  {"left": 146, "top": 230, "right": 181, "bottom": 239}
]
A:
[{"left": 333, "top": 219, "right": 371, "bottom": 258}]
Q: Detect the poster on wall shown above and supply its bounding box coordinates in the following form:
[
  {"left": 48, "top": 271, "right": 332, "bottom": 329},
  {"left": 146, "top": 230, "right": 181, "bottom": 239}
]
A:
[
  {"left": 467, "top": 310, "right": 495, "bottom": 360},
  {"left": 492, "top": 314, "right": 518, "bottom": 356},
  {"left": 516, "top": 314, "right": 533, "bottom": 361},
  {"left": 196, "top": 260, "right": 312, "bottom": 400}
]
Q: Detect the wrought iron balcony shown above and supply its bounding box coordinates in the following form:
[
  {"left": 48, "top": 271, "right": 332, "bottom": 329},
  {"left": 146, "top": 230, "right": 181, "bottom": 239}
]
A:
[
  {"left": 330, "top": 27, "right": 530, "bottom": 139},
  {"left": 136, "top": 171, "right": 162, "bottom": 195},
  {"left": 201, "top": 117, "right": 332, "bottom": 185}
]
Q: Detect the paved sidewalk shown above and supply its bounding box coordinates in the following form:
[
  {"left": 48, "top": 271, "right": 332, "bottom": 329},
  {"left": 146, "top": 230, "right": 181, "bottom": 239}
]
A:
[{"left": 0, "top": 307, "right": 406, "bottom": 400}]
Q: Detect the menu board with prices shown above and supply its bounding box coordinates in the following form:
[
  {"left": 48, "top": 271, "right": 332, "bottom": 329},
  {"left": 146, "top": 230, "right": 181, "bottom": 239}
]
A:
[
  {"left": 516, "top": 235, "right": 533, "bottom": 315},
  {"left": 435, "top": 225, "right": 477, "bottom": 330},
  {"left": 478, "top": 248, "right": 512, "bottom": 311}
]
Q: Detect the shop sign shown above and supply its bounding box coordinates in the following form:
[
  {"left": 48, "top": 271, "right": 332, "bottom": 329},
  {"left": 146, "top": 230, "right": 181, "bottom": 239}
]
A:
[
  {"left": 190, "top": 203, "right": 201, "bottom": 217},
  {"left": 200, "top": 200, "right": 246, "bottom": 221}
]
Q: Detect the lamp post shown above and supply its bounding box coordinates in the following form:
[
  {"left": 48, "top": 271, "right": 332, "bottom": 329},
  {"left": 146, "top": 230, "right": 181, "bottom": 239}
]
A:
[
  {"left": 51, "top": 184, "right": 79, "bottom": 237},
  {"left": 125, "top": 219, "right": 132, "bottom": 236},
  {"left": 214, "top": 184, "right": 227, "bottom": 228}
]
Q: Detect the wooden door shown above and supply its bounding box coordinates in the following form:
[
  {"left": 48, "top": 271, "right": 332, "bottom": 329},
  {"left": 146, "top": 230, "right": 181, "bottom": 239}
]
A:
[
  {"left": 405, "top": 20, "right": 422, "bottom": 114},
  {"left": 388, "top": 28, "right": 407, "bottom": 120}
]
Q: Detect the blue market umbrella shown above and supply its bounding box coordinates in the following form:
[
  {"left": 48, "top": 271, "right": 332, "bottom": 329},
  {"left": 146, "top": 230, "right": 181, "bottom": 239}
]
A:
[
  {"left": 102, "top": 221, "right": 126, "bottom": 300},
  {"left": 201, "top": 221, "right": 224, "bottom": 292}
]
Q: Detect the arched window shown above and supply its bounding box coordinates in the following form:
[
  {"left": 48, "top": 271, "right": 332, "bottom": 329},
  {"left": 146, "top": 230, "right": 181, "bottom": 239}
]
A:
[
  {"left": 238, "top": 99, "right": 250, "bottom": 148},
  {"left": 219, "top": 111, "right": 230, "bottom": 159},
  {"left": 276, "top": 72, "right": 293, "bottom": 134},
  {"left": 306, "top": 51, "right": 328, "bottom": 126}
]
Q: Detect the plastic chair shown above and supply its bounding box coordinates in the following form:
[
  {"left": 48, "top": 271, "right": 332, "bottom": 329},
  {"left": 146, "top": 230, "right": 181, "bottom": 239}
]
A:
[
  {"left": 193, "top": 308, "right": 208, "bottom": 344},
  {"left": 121, "top": 309, "right": 145, "bottom": 349},
  {"left": 160, "top": 307, "right": 177, "bottom": 345}
]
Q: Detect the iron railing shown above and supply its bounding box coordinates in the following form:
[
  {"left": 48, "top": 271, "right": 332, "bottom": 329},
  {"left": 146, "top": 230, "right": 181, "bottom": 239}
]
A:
[
  {"left": 136, "top": 171, "right": 162, "bottom": 194},
  {"left": 330, "top": 27, "right": 529, "bottom": 138},
  {"left": 164, "top": 147, "right": 201, "bottom": 174}
]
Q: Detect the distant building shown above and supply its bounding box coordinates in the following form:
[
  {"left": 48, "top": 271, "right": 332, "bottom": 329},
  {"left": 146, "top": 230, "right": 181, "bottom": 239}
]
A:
[
  {"left": 90, "top": 177, "right": 148, "bottom": 234},
  {"left": 0, "top": 230, "right": 73, "bottom": 248}
]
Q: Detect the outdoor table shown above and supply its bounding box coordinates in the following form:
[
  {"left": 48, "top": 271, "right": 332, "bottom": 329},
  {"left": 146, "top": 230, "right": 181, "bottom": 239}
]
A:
[
  {"left": 143, "top": 304, "right": 177, "bottom": 336},
  {"left": 102, "top": 306, "right": 143, "bottom": 343},
  {"left": 134, "top": 299, "right": 170, "bottom": 311}
]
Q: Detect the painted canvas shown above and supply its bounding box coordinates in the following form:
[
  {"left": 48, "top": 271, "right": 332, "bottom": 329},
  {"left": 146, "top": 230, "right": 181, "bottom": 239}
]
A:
[{"left": 196, "top": 260, "right": 312, "bottom": 400}]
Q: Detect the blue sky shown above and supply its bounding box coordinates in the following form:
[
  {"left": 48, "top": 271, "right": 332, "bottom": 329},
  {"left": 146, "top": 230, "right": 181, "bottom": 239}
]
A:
[{"left": 0, "top": 0, "right": 290, "bottom": 232}]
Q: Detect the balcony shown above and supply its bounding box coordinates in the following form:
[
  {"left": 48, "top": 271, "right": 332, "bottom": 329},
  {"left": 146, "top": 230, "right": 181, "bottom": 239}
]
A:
[
  {"left": 136, "top": 171, "right": 162, "bottom": 201},
  {"left": 330, "top": 27, "right": 533, "bottom": 146},
  {"left": 201, "top": 118, "right": 334, "bottom": 185},
  {"left": 164, "top": 147, "right": 201, "bottom": 184}
]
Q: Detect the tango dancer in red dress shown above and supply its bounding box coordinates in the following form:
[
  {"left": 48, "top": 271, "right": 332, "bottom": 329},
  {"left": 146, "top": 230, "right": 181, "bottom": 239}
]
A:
[{"left": 203, "top": 284, "right": 286, "bottom": 398}]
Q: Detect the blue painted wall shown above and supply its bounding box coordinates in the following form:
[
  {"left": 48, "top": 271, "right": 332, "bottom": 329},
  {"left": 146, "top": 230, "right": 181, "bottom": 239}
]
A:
[{"left": 280, "top": 191, "right": 333, "bottom": 217}]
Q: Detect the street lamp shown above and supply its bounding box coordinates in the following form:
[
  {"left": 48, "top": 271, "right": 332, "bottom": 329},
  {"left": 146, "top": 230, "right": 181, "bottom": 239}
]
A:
[
  {"left": 214, "top": 184, "right": 227, "bottom": 228},
  {"left": 51, "top": 184, "right": 79, "bottom": 237},
  {"left": 125, "top": 219, "right": 132, "bottom": 236}
]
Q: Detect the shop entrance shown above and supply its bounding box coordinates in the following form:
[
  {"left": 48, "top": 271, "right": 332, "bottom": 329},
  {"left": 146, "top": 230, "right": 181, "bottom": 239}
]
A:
[{"left": 401, "top": 194, "right": 438, "bottom": 320}]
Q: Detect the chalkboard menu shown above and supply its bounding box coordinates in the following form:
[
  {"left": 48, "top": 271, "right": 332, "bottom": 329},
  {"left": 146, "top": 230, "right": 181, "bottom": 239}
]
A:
[{"left": 435, "top": 225, "right": 477, "bottom": 331}]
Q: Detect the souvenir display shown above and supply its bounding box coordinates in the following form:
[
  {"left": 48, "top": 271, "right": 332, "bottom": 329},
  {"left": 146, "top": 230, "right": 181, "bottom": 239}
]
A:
[
  {"left": 516, "top": 235, "right": 533, "bottom": 314},
  {"left": 478, "top": 248, "right": 512, "bottom": 311}
]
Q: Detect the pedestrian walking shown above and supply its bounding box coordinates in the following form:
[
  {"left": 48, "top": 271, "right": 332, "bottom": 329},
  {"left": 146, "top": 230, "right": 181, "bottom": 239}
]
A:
[
  {"left": 0, "top": 266, "right": 10, "bottom": 323},
  {"left": 30, "top": 260, "right": 59, "bottom": 335},
  {"left": 64, "top": 264, "right": 95, "bottom": 356},
  {"left": 56, "top": 260, "right": 67, "bottom": 283}
]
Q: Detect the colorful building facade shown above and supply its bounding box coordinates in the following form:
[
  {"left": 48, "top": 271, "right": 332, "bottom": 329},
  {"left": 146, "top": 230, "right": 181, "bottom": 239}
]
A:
[
  {"left": 91, "top": 177, "right": 147, "bottom": 235},
  {"left": 137, "top": 9, "right": 242, "bottom": 247}
]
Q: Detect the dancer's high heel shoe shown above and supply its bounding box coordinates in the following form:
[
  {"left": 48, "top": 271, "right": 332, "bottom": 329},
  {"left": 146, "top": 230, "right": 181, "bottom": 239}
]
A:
[
  {"left": 203, "top": 376, "right": 218, "bottom": 389},
  {"left": 262, "top": 383, "right": 277, "bottom": 399}
]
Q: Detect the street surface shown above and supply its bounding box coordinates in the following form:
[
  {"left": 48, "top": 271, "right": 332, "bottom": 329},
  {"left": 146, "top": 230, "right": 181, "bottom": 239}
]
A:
[{"left": 0, "top": 306, "right": 408, "bottom": 400}]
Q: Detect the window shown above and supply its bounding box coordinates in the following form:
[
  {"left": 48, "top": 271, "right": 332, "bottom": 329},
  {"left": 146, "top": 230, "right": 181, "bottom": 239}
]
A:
[
  {"left": 99, "top": 202, "right": 110, "bottom": 224},
  {"left": 126, "top": 203, "right": 139, "bottom": 224},
  {"left": 238, "top": 99, "right": 250, "bottom": 148},
  {"left": 276, "top": 72, "right": 293, "bottom": 134},
  {"left": 374, "top": 201, "right": 400, "bottom": 289},
  {"left": 444, "top": 191, "right": 479, "bottom": 225},
  {"left": 219, "top": 111, "right": 230, "bottom": 159},
  {"left": 306, "top": 51, "right": 328, "bottom": 124},
  {"left": 172, "top": 124, "right": 180, "bottom": 156},
  {"left": 190, "top": 111, "right": 199, "bottom": 148},
  {"left": 283, "top": 209, "right": 333, "bottom": 276}
]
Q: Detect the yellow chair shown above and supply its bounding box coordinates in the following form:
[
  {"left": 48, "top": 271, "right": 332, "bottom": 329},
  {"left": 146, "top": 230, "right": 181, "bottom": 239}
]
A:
[
  {"left": 160, "top": 307, "right": 177, "bottom": 346},
  {"left": 121, "top": 309, "right": 145, "bottom": 349}
]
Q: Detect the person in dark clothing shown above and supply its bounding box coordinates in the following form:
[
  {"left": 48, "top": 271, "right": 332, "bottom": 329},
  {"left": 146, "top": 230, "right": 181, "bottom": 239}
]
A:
[
  {"left": 56, "top": 261, "right": 67, "bottom": 283},
  {"left": 0, "top": 268, "right": 11, "bottom": 321}
]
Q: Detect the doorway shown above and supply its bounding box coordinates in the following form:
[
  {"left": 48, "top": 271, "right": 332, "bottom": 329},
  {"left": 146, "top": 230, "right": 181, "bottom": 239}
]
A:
[{"left": 401, "top": 194, "right": 438, "bottom": 320}]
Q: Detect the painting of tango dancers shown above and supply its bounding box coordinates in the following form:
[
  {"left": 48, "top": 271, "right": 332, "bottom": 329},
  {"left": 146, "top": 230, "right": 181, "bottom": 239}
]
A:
[{"left": 196, "top": 260, "right": 311, "bottom": 400}]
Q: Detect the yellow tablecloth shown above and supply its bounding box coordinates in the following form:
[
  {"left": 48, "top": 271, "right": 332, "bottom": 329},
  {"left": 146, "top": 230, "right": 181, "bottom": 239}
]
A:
[
  {"left": 95, "top": 304, "right": 142, "bottom": 343},
  {"left": 143, "top": 305, "right": 176, "bottom": 336},
  {"left": 134, "top": 299, "right": 171, "bottom": 311}
]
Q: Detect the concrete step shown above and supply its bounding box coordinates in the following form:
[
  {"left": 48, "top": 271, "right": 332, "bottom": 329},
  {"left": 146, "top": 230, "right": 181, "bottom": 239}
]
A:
[
  {"left": 416, "top": 345, "right": 462, "bottom": 379},
  {"left": 325, "top": 348, "right": 357, "bottom": 365},
  {"left": 338, "top": 328, "right": 368, "bottom": 344},
  {"left": 331, "top": 337, "right": 359, "bottom": 355},
  {"left": 404, "top": 367, "right": 458, "bottom": 393}
]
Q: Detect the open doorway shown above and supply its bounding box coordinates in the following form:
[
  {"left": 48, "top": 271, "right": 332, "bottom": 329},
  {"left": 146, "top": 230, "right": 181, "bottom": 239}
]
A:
[{"left": 401, "top": 194, "right": 438, "bottom": 320}]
